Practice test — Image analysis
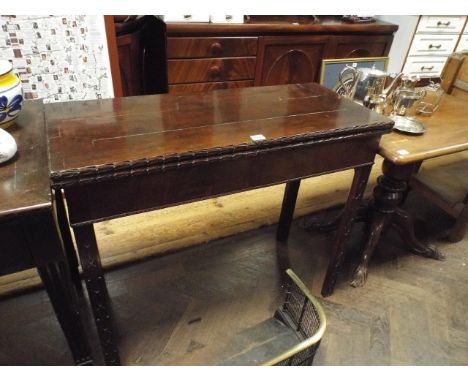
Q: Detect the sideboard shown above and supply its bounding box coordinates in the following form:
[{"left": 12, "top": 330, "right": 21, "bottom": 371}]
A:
[{"left": 165, "top": 17, "right": 398, "bottom": 94}]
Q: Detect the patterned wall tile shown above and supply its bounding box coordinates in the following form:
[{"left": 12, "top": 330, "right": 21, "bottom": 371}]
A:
[{"left": 0, "top": 15, "right": 113, "bottom": 103}]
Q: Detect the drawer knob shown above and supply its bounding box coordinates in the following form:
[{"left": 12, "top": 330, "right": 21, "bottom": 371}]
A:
[
  {"left": 420, "top": 66, "right": 434, "bottom": 71},
  {"left": 210, "top": 42, "right": 223, "bottom": 55},
  {"left": 209, "top": 65, "right": 221, "bottom": 77},
  {"left": 437, "top": 21, "right": 451, "bottom": 26},
  {"left": 183, "top": 15, "right": 192, "bottom": 20},
  {"left": 428, "top": 44, "right": 442, "bottom": 49}
]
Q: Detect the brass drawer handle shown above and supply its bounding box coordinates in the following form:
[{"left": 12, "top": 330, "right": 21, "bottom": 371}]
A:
[
  {"left": 420, "top": 66, "right": 434, "bottom": 71},
  {"left": 428, "top": 44, "right": 442, "bottom": 49},
  {"left": 210, "top": 42, "right": 223, "bottom": 55},
  {"left": 209, "top": 65, "right": 221, "bottom": 77},
  {"left": 437, "top": 21, "right": 451, "bottom": 26}
]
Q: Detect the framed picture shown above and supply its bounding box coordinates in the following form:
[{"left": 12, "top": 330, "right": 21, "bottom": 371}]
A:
[{"left": 319, "top": 56, "right": 389, "bottom": 90}]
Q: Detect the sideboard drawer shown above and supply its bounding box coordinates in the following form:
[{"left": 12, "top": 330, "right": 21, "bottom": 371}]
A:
[
  {"left": 167, "top": 37, "right": 258, "bottom": 58},
  {"left": 168, "top": 57, "right": 256, "bottom": 84},
  {"left": 403, "top": 56, "right": 449, "bottom": 76},
  {"left": 417, "top": 16, "right": 466, "bottom": 34},
  {"left": 169, "top": 80, "right": 254, "bottom": 94},
  {"left": 408, "top": 34, "right": 460, "bottom": 56}
]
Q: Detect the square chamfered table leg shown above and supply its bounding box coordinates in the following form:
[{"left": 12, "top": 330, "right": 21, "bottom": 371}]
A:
[
  {"left": 72, "top": 224, "right": 121, "bottom": 366},
  {"left": 321, "top": 164, "right": 373, "bottom": 297},
  {"left": 23, "top": 211, "right": 93, "bottom": 365},
  {"left": 53, "top": 188, "right": 83, "bottom": 295}
]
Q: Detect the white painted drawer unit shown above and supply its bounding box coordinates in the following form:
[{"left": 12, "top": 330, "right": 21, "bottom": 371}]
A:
[
  {"left": 416, "top": 16, "right": 466, "bottom": 33},
  {"left": 456, "top": 22, "right": 468, "bottom": 51},
  {"left": 403, "top": 15, "right": 467, "bottom": 77}
]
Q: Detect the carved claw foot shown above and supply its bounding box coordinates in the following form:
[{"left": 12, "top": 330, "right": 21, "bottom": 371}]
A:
[
  {"left": 350, "top": 265, "right": 369, "bottom": 288},
  {"left": 302, "top": 214, "right": 341, "bottom": 233},
  {"left": 417, "top": 245, "right": 446, "bottom": 261}
]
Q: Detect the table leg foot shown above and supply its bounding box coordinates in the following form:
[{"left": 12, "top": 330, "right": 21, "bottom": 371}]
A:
[
  {"left": 321, "top": 274, "right": 337, "bottom": 298},
  {"left": 350, "top": 212, "right": 389, "bottom": 288},
  {"left": 303, "top": 210, "right": 342, "bottom": 233},
  {"left": 73, "top": 224, "right": 121, "bottom": 366},
  {"left": 350, "top": 264, "right": 368, "bottom": 288},
  {"left": 321, "top": 165, "right": 373, "bottom": 297},
  {"left": 38, "top": 260, "right": 93, "bottom": 365},
  {"left": 392, "top": 208, "right": 446, "bottom": 260}
]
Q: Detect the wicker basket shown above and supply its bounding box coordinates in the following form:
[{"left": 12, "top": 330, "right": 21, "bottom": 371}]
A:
[{"left": 261, "top": 269, "right": 327, "bottom": 366}]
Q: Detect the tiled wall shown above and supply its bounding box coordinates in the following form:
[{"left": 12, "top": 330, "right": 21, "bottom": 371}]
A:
[{"left": 0, "top": 15, "right": 113, "bottom": 103}]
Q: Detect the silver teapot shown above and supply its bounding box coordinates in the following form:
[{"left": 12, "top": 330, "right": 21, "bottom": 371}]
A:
[{"left": 337, "top": 65, "right": 403, "bottom": 112}]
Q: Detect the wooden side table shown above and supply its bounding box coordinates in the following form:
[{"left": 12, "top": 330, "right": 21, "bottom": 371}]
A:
[
  {"left": 350, "top": 94, "right": 468, "bottom": 287},
  {"left": 0, "top": 101, "right": 92, "bottom": 365},
  {"left": 45, "top": 83, "right": 393, "bottom": 365}
]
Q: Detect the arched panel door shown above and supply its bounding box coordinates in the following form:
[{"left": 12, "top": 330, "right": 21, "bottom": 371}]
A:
[
  {"left": 256, "top": 36, "right": 330, "bottom": 86},
  {"left": 333, "top": 35, "right": 394, "bottom": 59}
]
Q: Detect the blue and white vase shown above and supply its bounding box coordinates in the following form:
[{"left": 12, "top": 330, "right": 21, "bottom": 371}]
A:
[{"left": 0, "top": 60, "right": 23, "bottom": 129}]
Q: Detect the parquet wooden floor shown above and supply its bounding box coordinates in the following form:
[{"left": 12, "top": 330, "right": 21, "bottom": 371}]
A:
[{"left": 0, "top": 193, "right": 467, "bottom": 365}]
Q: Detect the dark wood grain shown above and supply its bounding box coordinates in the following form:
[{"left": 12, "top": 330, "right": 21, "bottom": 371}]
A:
[
  {"left": 167, "top": 37, "right": 258, "bottom": 58},
  {"left": 46, "top": 83, "right": 393, "bottom": 364},
  {"left": 0, "top": 101, "right": 49, "bottom": 221},
  {"left": 165, "top": 18, "right": 398, "bottom": 37},
  {"left": 115, "top": 16, "right": 168, "bottom": 97},
  {"left": 332, "top": 35, "right": 393, "bottom": 58},
  {"left": 255, "top": 35, "right": 330, "bottom": 86},
  {"left": 46, "top": 83, "right": 391, "bottom": 179},
  {"left": 169, "top": 80, "right": 254, "bottom": 94},
  {"left": 163, "top": 16, "right": 397, "bottom": 95},
  {"left": 0, "top": 101, "right": 92, "bottom": 365},
  {"left": 167, "top": 57, "right": 256, "bottom": 84}
]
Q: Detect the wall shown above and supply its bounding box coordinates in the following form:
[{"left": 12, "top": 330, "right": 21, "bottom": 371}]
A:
[
  {"left": 377, "top": 15, "right": 419, "bottom": 73},
  {"left": 0, "top": 15, "right": 113, "bottom": 103}
]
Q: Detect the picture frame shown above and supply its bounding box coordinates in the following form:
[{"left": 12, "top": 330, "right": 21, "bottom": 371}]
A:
[{"left": 319, "top": 56, "right": 389, "bottom": 91}]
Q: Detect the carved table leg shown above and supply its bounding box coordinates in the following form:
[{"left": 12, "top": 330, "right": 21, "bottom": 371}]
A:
[
  {"left": 350, "top": 210, "right": 390, "bottom": 287},
  {"left": 321, "top": 165, "right": 373, "bottom": 297},
  {"left": 27, "top": 212, "right": 92, "bottom": 365},
  {"left": 277, "top": 180, "right": 301, "bottom": 242},
  {"left": 37, "top": 261, "right": 93, "bottom": 365},
  {"left": 351, "top": 159, "right": 444, "bottom": 288},
  {"left": 73, "top": 224, "right": 121, "bottom": 366},
  {"left": 53, "top": 189, "right": 83, "bottom": 295},
  {"left": 392, "top": 208, "right": 445, "bottom": 260}
]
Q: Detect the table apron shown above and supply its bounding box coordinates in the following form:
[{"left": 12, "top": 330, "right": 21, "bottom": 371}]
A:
[{"left": 64, "top": 136, "right": 380, "bottom": 226}]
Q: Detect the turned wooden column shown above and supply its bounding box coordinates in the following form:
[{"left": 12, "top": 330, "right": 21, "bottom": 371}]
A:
[{"left": 351, "top": 159, "right": 445, "bottom": 287}]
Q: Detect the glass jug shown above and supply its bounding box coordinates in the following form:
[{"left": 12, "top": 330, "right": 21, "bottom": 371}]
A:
[{"left": 417, "top": 81, "right": 444, "bottom": 116}]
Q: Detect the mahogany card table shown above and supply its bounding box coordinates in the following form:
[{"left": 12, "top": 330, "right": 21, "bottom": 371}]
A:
[
  {"left": 0, "top": 101, "right": 92, "bottom": 365},
  {"left": 45, "top": 83, "right": 393, "bottom": 365}
]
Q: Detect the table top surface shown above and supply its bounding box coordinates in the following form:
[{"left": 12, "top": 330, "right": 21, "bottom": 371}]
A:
[
  {"left": 379, "top": 94, "right": 468, "bottom": 165},
  {"left": 45, "top": 83, "right": 393, "bottom": 182},
  {"left": 166, "top": 16, "right": 398, "bottom": 36},
  {"left": 0, "top": 101, "right": 50, "bottom": 221}
]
